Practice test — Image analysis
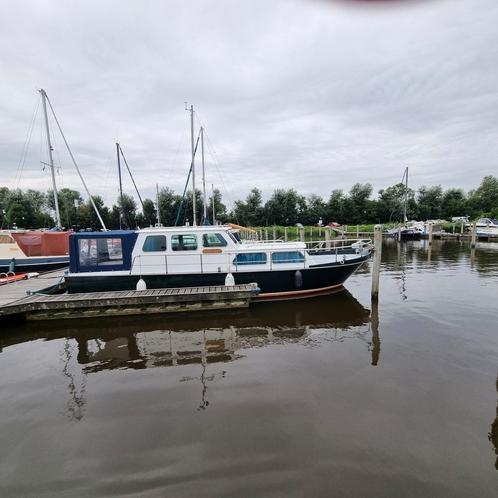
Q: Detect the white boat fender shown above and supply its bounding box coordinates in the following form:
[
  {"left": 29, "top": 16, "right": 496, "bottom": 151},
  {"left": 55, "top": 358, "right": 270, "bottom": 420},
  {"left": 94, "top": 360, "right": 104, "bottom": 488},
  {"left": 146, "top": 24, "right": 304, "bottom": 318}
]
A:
[
  {"left": 136, "top": 278, "right": 147, "bottom": 291},
  {"left": 27, "top": 272, "right": 40, "bottom": 279},
  {"left": 225, "top": 273, "right": 235, "bottom": 286}
]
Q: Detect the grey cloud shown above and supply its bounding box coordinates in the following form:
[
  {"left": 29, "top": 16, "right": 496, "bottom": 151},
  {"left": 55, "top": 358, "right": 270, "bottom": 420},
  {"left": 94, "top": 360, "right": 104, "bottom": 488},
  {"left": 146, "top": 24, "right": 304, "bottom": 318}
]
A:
[{"left": 1, "top": 0, "right": 497, "bottom": 210}]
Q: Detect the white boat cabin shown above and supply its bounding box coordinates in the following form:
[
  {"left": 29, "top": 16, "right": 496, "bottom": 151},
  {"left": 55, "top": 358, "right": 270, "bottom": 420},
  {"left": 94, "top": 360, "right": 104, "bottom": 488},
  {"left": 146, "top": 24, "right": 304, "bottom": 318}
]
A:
[{"left": 69, "top": 225, "right": 370, "bottom": 277}]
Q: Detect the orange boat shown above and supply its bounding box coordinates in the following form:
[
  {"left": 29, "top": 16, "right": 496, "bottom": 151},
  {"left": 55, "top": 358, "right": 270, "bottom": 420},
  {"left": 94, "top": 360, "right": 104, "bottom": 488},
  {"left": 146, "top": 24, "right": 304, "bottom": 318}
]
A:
[{"left": 0, "top": 230, "right": 70, "bottom": 273}]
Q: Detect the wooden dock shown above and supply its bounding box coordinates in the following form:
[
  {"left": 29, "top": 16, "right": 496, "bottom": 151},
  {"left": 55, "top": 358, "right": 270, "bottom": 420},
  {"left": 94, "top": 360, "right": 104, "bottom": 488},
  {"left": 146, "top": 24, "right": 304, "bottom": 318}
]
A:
[
  {"left": 0, "top": 268, "right": 66, "bottom": 307},
  {"left": 0, "top": 283, "right": 260, "bottom": 321}
]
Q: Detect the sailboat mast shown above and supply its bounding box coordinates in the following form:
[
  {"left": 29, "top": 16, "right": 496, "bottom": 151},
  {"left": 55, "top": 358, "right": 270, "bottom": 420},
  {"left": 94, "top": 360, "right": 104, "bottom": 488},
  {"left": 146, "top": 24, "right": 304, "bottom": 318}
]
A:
[
  {"left": 156, "top": 183, "right": 161, "bottom": 226},
  {"left": 186, "top": 103, "right": 197, "bottom": 226},
  {"left": 201, "top": 126, "right": 207, "bottom": 222},
  {"left": 116, "top": 142, "right": 123, "bottom": 229},
  {"left": 403, "top": 166, "right": 408, "bottom": 223},
  {"left": 40, "top": 89, "right": 61, "bottom": 228},
  {"left": 212, "top": 183, "right": 216, "bottom": 225}
]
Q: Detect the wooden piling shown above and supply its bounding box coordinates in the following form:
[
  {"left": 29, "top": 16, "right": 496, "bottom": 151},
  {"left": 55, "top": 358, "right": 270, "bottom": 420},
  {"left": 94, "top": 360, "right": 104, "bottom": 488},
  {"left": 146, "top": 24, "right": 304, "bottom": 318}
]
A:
[
  {"left": 272, "top": 226, "right": 276, "bottom": 241},
  {"left": 299, "top": 227, "right": 304, "bottom": 242},
  {"left": 471, "top": 222, "right": 477, "bottom": 248},
  {"left": 371, "top": 224, "right": 382, "bottom": 301},
  {"left": 370, "top": 298, "right": 380, "bottom": 366},
  {"left": 460, "top": 223, "right": 464, "bottom": 235},
  {"left": 284, "top": 227, "right": 288, "bottom": 242},
  {"left": 265, "top": 228, "right": 269, "bottom": 241},
  {"left": 356, "top": 225, "right": 359, "bottom": 238},
  {"left": 428, "top": 222, "right": 433, "bottom": 245},
  {"left": 325, "top": 227, "right": 331, "bottom": 248}
]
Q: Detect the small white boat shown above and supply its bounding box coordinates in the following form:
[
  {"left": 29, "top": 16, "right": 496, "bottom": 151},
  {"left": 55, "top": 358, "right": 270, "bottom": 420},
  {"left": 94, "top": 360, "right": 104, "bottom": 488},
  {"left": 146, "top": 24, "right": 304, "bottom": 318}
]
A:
[{"left": 473, "top": 218, "right": 498, "bottom": 236}]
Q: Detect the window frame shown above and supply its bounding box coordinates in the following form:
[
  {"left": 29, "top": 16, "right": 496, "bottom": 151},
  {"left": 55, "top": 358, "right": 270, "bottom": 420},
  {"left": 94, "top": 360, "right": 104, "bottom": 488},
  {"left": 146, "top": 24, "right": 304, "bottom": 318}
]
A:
[
  {"left": 233, "top": 252, "right": 268, "bottom": 266},
  {"left": 142, "top": 234, "right": 167, "bottom": 252},
  {"left": 171, "top": 233, "right": 199, "bottom": 252},
  {"left": 271, "top": 251, "right": 305, "bottom": 264},
  {"left": 202, "top": 232, "right": 228, "bottom": 248}
]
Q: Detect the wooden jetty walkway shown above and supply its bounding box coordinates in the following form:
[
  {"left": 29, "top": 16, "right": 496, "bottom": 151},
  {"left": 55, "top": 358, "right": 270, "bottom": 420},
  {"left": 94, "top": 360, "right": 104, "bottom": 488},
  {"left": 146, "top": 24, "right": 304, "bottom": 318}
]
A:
[
  {"left": 0, "top": 282, "right": 260, "bottom": 321},
  {"left": 0, "top": 269, "right": 66, "bottom": 307}
]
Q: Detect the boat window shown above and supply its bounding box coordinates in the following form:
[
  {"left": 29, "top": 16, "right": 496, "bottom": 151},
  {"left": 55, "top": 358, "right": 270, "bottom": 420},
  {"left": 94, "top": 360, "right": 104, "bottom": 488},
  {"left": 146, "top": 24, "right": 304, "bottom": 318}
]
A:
[
  {"left": 171, "top": 234, "right": 198, "bottom": 251},
  {"left": 143, "top": 235, "right": 167, "bottom": 252},
  {"left": 271, "top": 251, "right": 304, "bottom": 264},
  {"left": 233, "top": 252, "right": 267, "bottom": 265},
  {"left": 78, "top": 238, "right": 123, "bottom": 266},
  {"left": 203, "top": 233, "right": 227, "bottom": 248},
  {"left": 227, "top": 232, "right": 239, "bottom": 244}
]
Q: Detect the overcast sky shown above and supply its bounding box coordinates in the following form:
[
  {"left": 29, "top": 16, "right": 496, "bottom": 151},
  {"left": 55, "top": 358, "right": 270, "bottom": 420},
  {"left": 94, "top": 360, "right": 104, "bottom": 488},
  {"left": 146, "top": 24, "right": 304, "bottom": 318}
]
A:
[{"left": 1, "top": 0, "right": 497, "bottom": 210}]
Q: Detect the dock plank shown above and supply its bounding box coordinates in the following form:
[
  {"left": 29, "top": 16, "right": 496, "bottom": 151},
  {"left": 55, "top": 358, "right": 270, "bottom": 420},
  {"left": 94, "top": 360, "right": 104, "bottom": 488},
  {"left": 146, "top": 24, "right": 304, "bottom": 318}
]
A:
[{"left": 0, "top": 282, "right": 260, "bottom": 321}]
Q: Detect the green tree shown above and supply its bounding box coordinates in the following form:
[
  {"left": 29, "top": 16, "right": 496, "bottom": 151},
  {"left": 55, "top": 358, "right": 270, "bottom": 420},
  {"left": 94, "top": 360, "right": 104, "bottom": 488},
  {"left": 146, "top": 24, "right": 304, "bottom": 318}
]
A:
[
  {"left": 47, "top": 188, "right": 82, "bottom": 228},
  {"left": 157, "top": 187, "right": 181, "bottom": 226},
  {"left": 304, "top": 194, "right": 327, "bottom": 225},
  {"left": 469, "top": 176, "right": 498, "bottom": 215},
  {"left": 417, "top": 185, "right": 443, "bottom": 220},
  {"left": 347, "top": 183, "right": 373, "bottom": 224},
  {"left": 264, "top": 189, "right": 303, "bottom": 226},
  {"left": 142, "top": 198, "right": 156, "bottom": 226},
  {"left": 377, "top": 183, "right": 416, "bottom": 222},
  {"left": 117, "top": 193, "right": 137, "bottom": 229},
  {"left": 78, "top": 196, "right": 109, "bottom": 230},
  {"left": 233, "top": 188, "right": 264, "bottom": 226},
  {"left": 326, "top": 190, "right": 345, "bottom": 223},
  {"left": 441, "top": 189, "right": 468, "bottom": 219}
]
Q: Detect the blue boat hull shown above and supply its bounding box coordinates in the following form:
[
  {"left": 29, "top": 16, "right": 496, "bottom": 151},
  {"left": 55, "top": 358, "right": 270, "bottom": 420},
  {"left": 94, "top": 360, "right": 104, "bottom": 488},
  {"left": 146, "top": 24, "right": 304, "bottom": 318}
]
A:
[
  {"left": 65, "top": 255, "right": 369, "bottom": 300},
  {"left": 0, "top": 256, "right": 69, "bottom": 273}
]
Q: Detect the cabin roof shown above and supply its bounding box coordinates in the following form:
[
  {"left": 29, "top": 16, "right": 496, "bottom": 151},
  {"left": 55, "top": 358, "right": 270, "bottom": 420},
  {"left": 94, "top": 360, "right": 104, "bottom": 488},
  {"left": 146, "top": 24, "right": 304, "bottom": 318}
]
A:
[{"left": 138, "top": 225, "right": 235, "bottom": 233}]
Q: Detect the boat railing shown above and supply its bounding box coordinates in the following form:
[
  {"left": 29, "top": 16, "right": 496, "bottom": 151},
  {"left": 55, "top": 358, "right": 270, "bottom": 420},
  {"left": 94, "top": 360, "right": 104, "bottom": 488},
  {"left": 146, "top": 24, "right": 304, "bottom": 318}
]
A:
[{"left": 130, "top": 238, "right": 372, "bottom": 276}]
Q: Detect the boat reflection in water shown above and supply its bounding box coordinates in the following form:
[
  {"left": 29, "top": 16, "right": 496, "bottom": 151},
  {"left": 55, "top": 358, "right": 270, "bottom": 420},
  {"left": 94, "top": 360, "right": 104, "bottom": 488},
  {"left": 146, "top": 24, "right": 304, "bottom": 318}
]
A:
[
  {"left": 0, "top": 290, "right": 376, "bottom": 417},
  {"left": 2, "top": 290, "right": 373, "bottom": 372}
]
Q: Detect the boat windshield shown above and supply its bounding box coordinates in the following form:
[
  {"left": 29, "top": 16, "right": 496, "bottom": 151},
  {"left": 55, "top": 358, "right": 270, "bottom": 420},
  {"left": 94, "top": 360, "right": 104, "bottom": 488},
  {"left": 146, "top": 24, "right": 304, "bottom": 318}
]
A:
[{"left": 227, "top": 231, "right": 241, "bottom": 243}]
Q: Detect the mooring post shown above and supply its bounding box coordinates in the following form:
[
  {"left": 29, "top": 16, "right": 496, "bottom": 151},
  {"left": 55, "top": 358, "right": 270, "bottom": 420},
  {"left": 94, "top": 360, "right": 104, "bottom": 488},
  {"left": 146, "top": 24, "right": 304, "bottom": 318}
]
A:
[
  {"left": 310, "top": 226, "right": 313, "bottom": 242},
  {"left": 356, "top": 224, "right": 359, "bottom": 238},
  {"left": 319, "top": 226, "right": 322, "bottom": 239},
  {"left": 371, "top": 224, "right": 382, "bottom": 301},
  {"left": 428, "top": 222, "right": 433, "bottom": 245},
  {"left": 370, "top": 298, "right": 380, "bottom": 366},
  {"left": 398, "top": 224, "right": 402, "bottom": 242},
  {"left": 284, "top": 226, "right": 288, "bottom": 242},
  {"left": 325, "top": 227, "right": 331, "bottom": 248},
  {"left": 471, "top": 222, "right": 477, "bottom": 248},
  {"left": 265, "top": 228, "right": 269, "bottom": 241},
  {"left": 460, "top": 222, "right": 464, "bottom": 235},
  {"left": 299, "top": 227, "right": 304, "bottom": 242},
  {"left": 272, "top": 226, "right": 276, "bottom": 241}
]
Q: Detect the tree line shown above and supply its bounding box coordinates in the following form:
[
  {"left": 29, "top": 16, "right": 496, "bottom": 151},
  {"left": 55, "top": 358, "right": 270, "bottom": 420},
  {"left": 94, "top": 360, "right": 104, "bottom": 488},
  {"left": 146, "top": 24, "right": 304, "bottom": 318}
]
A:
[{"left": 1, "top": 175, "right": 497, "bottom": 230}]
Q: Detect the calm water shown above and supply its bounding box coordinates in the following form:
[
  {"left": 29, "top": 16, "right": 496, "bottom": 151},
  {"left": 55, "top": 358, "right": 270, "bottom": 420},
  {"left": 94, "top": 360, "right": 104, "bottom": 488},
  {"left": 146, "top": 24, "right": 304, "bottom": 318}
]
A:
[{"left": 1, "top": 239, "right": 497, "bottom": 497}]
